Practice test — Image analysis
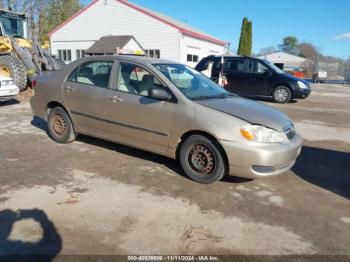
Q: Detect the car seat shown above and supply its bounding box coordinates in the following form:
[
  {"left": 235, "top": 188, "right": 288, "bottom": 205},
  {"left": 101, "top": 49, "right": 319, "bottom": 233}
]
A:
[
  {"left": 118, "top": 71, "right": 137, "bottom": 94},
  {"left": 139, "top": 74, "right": 155, "bottom": 96},
  {"left": 77, "top": 67, "right": 94, "bottom": 85}
]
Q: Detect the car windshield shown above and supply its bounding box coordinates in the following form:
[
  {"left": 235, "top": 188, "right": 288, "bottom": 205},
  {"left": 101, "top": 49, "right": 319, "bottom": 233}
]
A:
[
  {"left": 265, "top": 60, "right": 285, "bottom": 74},
  {"left": 154, "top": 63, "right": 232, "bottom": 100}
]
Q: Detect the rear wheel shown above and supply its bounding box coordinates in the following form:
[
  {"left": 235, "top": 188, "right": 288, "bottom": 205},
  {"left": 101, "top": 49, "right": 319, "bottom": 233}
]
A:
[
  {"left": 47, "top": 107, "right": 76, "bottom": 143},
  {"left": 179, "top": 135, "right": 227, "bottom": 184},
  {"left": 272, "top": 86, "right": 292, "bottom": 103},
  {"left": 0, "top": 55, "right": 27, "bottom": 91}
]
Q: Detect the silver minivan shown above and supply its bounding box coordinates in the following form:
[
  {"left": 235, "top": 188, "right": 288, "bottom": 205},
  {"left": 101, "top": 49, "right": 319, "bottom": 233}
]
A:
[{"left": 30, "top": 55, "right": 302, "bottom": 184}]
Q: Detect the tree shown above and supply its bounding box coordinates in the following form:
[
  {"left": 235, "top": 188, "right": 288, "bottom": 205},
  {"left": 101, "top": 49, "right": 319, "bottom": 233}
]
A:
[
  {"left": 237, "top": 17, "right": 253, "bottom": 56},
  {"left": 283, "top": 36, "right": 298, "bottom": 48},
  {"left": 246, "top": 20, "right": 252, "bottom": 56},
  {"left": 280, "top": 36, "right": 299, "bottom": 55},
  {"left": 39, "top": 0, "right": 82, "bottom": 42},
  {"left": 297, "top": 42, "right": 320, "bottom": 76}
]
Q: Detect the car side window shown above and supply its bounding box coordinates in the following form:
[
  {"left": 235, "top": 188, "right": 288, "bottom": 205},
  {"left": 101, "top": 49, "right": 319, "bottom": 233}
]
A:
[
  {"left": 117, "top": 62, "right": 165, "bottom": 97},
  {"left": 247, "top": 60, "right": 269, "bottom": 74},
  {"left": 68, "top": 61, "right": 113, "bottom": 88},
  {"left": 224, "top": 59, "right": 247, "bottom": 73}
]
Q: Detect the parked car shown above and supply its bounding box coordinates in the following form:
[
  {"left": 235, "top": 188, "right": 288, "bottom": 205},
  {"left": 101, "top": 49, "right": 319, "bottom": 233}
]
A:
[
  {"left": 0, "top": 75, "right": 19, "bottom": 102},
  {"left": 30, "top": 56, "right": 302, "bottom": 184},
  {"left": 195, "top": 55, "right": 311, "bottom": 103}
]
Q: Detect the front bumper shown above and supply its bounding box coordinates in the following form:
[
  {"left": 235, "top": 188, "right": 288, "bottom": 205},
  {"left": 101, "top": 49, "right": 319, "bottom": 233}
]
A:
[
  {"left": 294, "top": 88, "right": 311, "bottom": 99},
  {"left": 221, "top": 134, "right": 302, "bottom": 179},
  {"left": 0, "top": 86, "right": 19, "bottom": 101}
]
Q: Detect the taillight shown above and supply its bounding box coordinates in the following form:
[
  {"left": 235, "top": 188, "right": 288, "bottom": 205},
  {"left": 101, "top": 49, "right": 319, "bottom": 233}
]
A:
[{"left": 32, "top": 79, "right": 37, "bottom": 88}]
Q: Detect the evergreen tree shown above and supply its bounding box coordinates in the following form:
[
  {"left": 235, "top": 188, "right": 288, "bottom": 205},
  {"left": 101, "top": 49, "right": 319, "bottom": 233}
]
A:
[
  {"left": 246, "top": 20, "right": 252, "bottom": 56},
  {"left": 237, "top": 17, "right": 253, "bottom": 56}
]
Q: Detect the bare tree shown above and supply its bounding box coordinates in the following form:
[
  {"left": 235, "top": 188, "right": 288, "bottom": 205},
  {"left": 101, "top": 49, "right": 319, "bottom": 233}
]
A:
[
  {"left": 298, "top": 42, "right": 320, "bottom": 77},
  {"left": 7, "top": 0, "right": 17, "bottom": 11}
]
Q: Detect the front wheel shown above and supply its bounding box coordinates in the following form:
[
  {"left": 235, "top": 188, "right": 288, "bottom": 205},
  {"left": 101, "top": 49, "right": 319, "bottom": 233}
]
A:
[
  {"left": 47, "top": 107, "right": 76, "bottom": 143},
  {"left": 179, "top": 135, "right": 227, "bottom": 184},
  {"left": 272, "top": 86, "right": 292, "bottom": 103}
]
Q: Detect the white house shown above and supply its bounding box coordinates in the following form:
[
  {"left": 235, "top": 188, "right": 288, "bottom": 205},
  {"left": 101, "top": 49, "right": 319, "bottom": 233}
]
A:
[
  {"left": 49, "top": 0, "right": 226, "bottom": 67},
  {"left": 258, "top": 51, "right": 306, "bottom": 70}
]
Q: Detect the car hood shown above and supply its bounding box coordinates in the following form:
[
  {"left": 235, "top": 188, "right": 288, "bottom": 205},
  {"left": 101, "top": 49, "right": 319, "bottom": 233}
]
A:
[{"left": 197, "top": 96, "right": 291, "bottom": 131}]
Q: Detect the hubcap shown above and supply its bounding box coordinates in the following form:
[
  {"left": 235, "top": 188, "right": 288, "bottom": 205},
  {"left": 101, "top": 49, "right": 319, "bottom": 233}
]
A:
[
  {"left": 52, "top": 114, "right": 66, "bottom": 136},
  {"left": 275, "top": 89, "right": 288, "bottom": 101},
  {"left": 188, "top": 144, "right": 215, "bottom": 175},
  {"left": 0, "top": 65, "right": 10, "bottom": 77}
]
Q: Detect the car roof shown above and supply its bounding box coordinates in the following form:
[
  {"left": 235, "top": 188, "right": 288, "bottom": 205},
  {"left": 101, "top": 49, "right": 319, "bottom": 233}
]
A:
[
  {"left": 207, "top": 55, "right": 264, "bottom": 61},
  {"left": 76, "top": 55, "right": 179, "bottom": 66}
]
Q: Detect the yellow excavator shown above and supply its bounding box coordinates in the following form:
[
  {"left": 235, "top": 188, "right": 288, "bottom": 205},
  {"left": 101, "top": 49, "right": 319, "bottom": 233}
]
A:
[{"left": 0, "top": 9, "right": 64, "bottom": 91}]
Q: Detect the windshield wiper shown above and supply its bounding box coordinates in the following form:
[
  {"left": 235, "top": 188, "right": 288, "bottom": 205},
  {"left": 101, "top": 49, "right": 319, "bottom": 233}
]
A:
[
  {"left": 210, "top": 93, "right": 233, "bottom": 99},
  {"left": 191, "top": 95, "right": 214, "bottom": 100},
  {"left": 192, "top": 93, "right": 233, "bottom": 100}
]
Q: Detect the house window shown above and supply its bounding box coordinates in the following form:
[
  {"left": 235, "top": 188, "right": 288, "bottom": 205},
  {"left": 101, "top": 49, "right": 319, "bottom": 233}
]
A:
[
  {"left": 76, "top": 49, "right": 86, "bottom": 60},
  {"left": 187, "top": 54, "right": 199, "bottom": 63},
  {"left": 58, "top": 49, "right": 72, "bottom": 62},
  {"left": 146, "top": 49, "right": 160, "bottom": 58}
]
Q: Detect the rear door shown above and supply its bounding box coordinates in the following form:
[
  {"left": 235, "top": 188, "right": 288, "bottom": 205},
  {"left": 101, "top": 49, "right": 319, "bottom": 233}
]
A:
[
  {"left": 105, "top": 61, "right": 174, "bottom": 155},
  {"left": 62, "top": 60, "right": 114, "bottom": 135}
]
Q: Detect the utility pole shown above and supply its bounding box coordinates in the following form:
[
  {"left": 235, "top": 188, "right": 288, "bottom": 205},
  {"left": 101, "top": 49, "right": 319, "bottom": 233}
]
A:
[
  {"left": 344, "top": 55, "right": 350, "bottom": 85},
  {"left": 346, "top": 55, "right": 350, "bottom": 84},
  {"left": 226, "top": 42, "right": 231, "bottom": 55}
]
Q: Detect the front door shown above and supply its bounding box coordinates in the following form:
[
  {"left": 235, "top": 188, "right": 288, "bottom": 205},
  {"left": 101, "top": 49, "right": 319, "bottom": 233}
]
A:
[
  {"left": 222, "top": 58, "right": 250, "bottom": 94},
  {"left": 106, "top": 61, "right": 174, "bottom": 155},
  {"left": 62, "top": 60, "right": 114, "bottom": 135},
  {"left": 243, "top": 59, "right": 270, "bottom": 96}
]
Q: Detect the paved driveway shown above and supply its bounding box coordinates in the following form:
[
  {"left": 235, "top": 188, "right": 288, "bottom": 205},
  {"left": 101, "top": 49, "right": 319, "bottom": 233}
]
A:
[{"left": 0, "top": 84, "right": 349, "bottom": 257}]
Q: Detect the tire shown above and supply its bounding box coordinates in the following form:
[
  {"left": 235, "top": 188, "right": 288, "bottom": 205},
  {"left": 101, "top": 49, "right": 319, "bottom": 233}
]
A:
[
  {"left": 47, "top": 107, "right": 76, "bottom": 143},
  {"left": 51, "top": 57, "right": 65, "bottom": 70},
  {"left": 179, "top": 135, "right": 227, "bottom": 184},
  {"left": 272, "top": 86, "right": 292, "bottom": 103},
  {"left": 0, "top": 55, "right": 27, "bottom": 91}
]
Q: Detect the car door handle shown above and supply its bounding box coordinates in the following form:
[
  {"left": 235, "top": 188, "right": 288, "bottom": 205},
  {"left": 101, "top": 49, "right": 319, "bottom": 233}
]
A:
[
  {"left": 109, "top": 95, "right": 123, "bottom": 103},
  {"left": 64, "top": 86, "right": 76, "bottom": 92}
]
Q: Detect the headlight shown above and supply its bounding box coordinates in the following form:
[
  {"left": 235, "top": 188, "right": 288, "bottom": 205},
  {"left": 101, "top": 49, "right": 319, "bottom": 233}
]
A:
[
  {"left": 298, "top": 81, "right": 308, "bottom": 89},
  {"left": 240, "top": 125, "right": 288, "bottom": 143}
]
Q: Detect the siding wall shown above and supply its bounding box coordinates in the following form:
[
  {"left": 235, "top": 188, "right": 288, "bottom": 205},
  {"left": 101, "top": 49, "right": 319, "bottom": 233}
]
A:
[
  {"left": 180, "top": 35, "right": 225, "bottom": 67},
  {"left": 51, "top": 0, "right": 181, "bottom": 61}
]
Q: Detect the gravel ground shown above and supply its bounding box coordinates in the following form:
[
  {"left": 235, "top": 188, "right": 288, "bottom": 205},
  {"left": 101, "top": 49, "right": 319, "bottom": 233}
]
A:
[{"left": 0, "top": 84, "right": 349, "bottom": 259}]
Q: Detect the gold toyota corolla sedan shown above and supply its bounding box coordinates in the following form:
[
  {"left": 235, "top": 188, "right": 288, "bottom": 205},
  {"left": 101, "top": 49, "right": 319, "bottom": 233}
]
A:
[{"left": 30, "top": 55, "right": 302, "bottom": 184}]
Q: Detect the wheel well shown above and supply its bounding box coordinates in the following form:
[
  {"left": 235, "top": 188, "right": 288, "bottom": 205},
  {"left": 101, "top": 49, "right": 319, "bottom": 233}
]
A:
[
  {"left": 175, "top": 130, "right": 229, "bottom": 170},
  {"left": 271, "top": 84, "right": 294, "bottom": 98},
  {"left": 46, "top": 101, "right": 68, "bottom": 120}
]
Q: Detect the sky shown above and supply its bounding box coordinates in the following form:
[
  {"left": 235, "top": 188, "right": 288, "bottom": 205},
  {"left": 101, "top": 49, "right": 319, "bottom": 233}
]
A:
[{"left": 80, "top": 0, "right": 350, "bottom": 59}]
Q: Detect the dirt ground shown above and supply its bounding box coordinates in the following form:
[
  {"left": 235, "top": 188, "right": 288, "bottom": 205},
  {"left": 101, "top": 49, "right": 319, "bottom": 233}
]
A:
[{"left": 0, "top": 84, "right": 349, "bottom": 258}]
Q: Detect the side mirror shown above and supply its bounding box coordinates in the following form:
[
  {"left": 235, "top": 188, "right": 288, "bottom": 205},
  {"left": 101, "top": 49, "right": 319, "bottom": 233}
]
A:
[
  {"left": 266, "top": 70, "right": 273, "bottom": 77},
  {"left": 148, "top": 87, "right": 172, "bottom": 101}
]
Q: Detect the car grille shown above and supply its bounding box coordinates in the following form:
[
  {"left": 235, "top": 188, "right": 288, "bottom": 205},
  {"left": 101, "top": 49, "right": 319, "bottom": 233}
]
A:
[{"left": 283, "top": 124, "right": 296, "bottom": 140}]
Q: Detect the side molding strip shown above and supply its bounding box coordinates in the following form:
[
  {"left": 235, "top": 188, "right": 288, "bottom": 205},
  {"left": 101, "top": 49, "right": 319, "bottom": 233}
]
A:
[{"left": 71, "top": 111, "right": 168, "bottom": 137}]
